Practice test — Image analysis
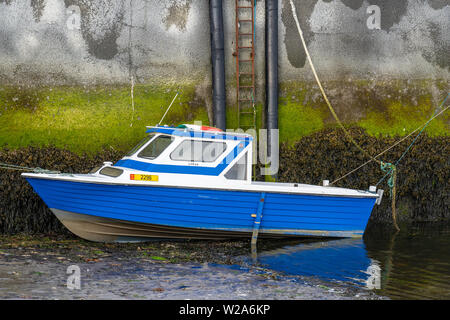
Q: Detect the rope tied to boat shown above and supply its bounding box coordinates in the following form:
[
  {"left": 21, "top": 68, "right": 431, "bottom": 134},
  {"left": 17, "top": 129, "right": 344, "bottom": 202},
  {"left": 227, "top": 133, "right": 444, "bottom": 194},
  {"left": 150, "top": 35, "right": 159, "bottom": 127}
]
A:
[
  {"left": 0, "top": 162, "right": 60, "bottom": 174},
  {"left": 289, "top": 0, "right": 449, "bottom": 231},
  {"left": 380, "top": 162, "right": 396, "bottom": 191},
  {"left": 378, "top": 162, "right": 399, "bottom": 231},
  {"left": 288, "top": 0, "right": 383, "bottom": 167}
]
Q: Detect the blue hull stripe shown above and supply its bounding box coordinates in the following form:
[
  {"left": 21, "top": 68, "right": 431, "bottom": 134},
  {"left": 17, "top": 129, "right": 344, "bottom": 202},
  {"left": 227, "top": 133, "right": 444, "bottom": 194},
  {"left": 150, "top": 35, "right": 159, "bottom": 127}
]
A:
[
  {"left": 38, "top": 184, "right": 370, "bottom": 217},
  {"left": 26, "top": 178, "right": 376, "bottom": 236},
  {"left": 114, "top": 140, "right": 249, "bottom": 175}
]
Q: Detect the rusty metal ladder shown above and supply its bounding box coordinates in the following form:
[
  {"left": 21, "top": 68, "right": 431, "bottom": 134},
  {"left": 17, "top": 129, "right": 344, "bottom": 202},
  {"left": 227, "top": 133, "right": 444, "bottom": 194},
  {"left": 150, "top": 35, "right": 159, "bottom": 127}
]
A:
[{"left": 235, "top": 0, "right": 256, "bottom": 130}]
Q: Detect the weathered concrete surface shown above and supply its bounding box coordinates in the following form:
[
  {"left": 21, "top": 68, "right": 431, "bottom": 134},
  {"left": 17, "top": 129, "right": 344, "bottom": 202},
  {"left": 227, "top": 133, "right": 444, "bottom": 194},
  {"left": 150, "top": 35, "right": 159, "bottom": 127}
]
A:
[
  {"left": 0, "top": 0, "right": 212, "bottom": 85},
  {"left": 0, "top": 1, "right": 448, "bottom": 148},
  {"left": 0, "top": 0, "right": 447, "bottom": 85},
  {"left": 281, "top": 0, "right": 449, "bottom": 79}
]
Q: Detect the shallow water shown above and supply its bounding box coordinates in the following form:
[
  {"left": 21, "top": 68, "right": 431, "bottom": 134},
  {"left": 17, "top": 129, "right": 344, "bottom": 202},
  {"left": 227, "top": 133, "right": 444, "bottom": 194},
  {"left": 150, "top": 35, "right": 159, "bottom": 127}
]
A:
[
  {"left": 0, "top": 223, "right": 447, "bottom": 300},
  {"left": 0, "top": 233, "right": 384, "bottom": 300},
  {"left": 0, "top": 248, "right": 379, "bottom": 300},
  {"left": 248, "top": 222, "right": 450, "bottom": 300}
]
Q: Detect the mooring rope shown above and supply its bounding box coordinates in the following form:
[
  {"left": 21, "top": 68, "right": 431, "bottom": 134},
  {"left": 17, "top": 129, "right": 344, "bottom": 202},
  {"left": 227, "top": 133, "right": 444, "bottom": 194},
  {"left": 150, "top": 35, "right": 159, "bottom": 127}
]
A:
[
  {"left": 158, "top": 92, "right": 180, "bottom": 126},
  {"left": 130, "top": 74, "right": 135, "bottom": 127},
  {"left": 289, "top": 0, "right": 449, "bottom": 231},
  {"left": 288, "top": 0, "right": 383, "bottom": 167},
  {"left": 0, "top": 162, "right": 60, "bottom": 174},
  {"left": 375, "top": 93, "right": 449, "bottom": 190},
  {"left": 331, "top": 99, "right": 450, "bottom": 186}
]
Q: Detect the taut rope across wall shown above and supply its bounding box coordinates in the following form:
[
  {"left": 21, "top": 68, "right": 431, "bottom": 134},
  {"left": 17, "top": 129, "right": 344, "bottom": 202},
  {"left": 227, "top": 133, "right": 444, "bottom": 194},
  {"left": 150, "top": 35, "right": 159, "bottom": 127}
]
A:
[{"left": 289, "top": 0, "right": 449, "bottom": 231}]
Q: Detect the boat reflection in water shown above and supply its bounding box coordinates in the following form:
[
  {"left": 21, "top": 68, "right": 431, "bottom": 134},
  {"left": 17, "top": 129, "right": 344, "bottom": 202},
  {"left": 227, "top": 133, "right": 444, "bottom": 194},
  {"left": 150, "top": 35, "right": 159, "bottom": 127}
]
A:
[
  {"left": 250, "top": 222, "right": 450, "bottom": 300},
  {"left": 253, "top": 238, "right": 380, "bottom": 288}
]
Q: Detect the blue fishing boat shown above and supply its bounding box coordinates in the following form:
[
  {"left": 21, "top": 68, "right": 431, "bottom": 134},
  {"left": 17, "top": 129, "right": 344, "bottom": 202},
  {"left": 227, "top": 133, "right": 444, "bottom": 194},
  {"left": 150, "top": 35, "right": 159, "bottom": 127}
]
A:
[{"left": 22, "top": 124, "right": 382, "bottom": 242}]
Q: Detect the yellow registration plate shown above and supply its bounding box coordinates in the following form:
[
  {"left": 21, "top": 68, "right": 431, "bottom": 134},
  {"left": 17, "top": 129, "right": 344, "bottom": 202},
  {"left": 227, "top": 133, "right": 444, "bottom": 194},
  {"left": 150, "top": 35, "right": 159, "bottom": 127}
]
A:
[{"left": 130, "top": 174, "right": 158, "bottom": 182}]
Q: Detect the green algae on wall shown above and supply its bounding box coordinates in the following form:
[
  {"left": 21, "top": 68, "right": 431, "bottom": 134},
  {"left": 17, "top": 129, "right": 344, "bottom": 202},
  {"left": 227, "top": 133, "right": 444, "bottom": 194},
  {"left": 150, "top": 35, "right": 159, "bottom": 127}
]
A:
[
  {"left": 0, "top": 79, "right": 448, "bottom": 156},
  {"left": 278, "top": 97, "right": 326, "bottom": 144},
  {"left": 226, "top": 103, "right": 264, "bottom": 132},
  {"left": 225, "top": 85, "right": 326, "bottom": 143},
  {"left": 277, "top": 79, "right": 449, "bottom": 143},
  {"left": 0, "top": 84, "right": 210, "bottom": 154},
  {"left": 359, "top": 99, "right": 449, "bottom": 137}
]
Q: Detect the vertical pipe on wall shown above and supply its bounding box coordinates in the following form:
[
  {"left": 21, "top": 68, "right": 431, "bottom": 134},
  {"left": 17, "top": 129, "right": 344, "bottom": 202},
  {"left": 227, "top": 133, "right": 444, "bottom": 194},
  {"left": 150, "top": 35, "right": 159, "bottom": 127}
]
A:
[
  {"left": 265, "top": 0, "right": 278, "bottom": 156},
  {"left": 209, "top": 0, "right": 226, "bottom": 130}
]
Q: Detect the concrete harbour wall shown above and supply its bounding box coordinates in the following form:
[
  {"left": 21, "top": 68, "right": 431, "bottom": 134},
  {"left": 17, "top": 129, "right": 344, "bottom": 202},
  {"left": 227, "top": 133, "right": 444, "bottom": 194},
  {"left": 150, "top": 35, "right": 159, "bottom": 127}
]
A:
[{"left": 0, "top": 0, "right": 448, "bottom": 232}]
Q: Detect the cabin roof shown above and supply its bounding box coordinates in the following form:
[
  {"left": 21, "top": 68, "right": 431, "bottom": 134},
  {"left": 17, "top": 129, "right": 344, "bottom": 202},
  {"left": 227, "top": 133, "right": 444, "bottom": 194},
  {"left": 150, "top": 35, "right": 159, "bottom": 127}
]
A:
[{"left": 146, "top": 125, "right": 253, "bottom": 141}]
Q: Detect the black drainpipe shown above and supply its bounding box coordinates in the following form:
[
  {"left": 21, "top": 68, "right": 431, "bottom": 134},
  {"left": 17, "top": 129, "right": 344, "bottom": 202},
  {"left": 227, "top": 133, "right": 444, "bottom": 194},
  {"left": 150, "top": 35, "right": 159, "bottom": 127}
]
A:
[
  {"left": 265, "top": 0, "right": 278, "bottom": 156},
  {"left": 209, "top": 0, "right": 226, "bottom": 130}
]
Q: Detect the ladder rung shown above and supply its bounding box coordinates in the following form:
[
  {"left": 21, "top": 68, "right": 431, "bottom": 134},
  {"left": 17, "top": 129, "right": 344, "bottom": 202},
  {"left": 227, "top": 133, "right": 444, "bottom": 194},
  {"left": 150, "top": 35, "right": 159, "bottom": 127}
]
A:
[{"left": 237, "top": 3, "right": 255, "bottom": 126}]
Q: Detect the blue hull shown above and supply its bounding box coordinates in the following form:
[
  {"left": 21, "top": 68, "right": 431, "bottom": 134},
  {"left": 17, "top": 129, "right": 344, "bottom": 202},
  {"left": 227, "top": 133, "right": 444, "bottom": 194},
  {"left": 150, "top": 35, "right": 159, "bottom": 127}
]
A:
[{"left": 26, "top": 177, "right": 376, "bottom": 240}]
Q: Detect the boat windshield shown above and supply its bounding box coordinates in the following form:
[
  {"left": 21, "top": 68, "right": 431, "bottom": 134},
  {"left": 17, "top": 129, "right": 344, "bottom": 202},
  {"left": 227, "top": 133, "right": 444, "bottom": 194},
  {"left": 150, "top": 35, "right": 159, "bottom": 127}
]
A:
[
  {"left": 138, "top": 135, "right": 173, "bottom": 160},
  {"left": 125, "top": 134, "right": 155, "bottom": 157}
]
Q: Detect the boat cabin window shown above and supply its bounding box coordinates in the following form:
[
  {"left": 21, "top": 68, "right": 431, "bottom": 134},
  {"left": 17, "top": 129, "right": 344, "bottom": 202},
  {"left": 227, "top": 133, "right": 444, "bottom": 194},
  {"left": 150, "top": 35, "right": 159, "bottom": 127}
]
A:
[
  {"left": 125, "top": 134, "right": 155, "bottom": 157},
  {"left": 99, "top": 167, "right": 123, "bottom": 177},
  {"left": 89, "top": 165, "right": 102, "bottom": 174},
  {"left": 224, "top": 152, "right": 247, "bottom": 180},
  {"left": 170, "top": 140, "right": 226, "bottom": 163},
  {"left": 137, "top": 135, "right": 173, "bottom": 160}
]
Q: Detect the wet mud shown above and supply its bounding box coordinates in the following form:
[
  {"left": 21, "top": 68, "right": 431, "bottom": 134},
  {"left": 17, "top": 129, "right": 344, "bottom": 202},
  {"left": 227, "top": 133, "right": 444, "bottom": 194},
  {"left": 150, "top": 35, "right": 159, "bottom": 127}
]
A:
[{"left": 0, "top": 235, "right": 385, "bottom": 300}]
